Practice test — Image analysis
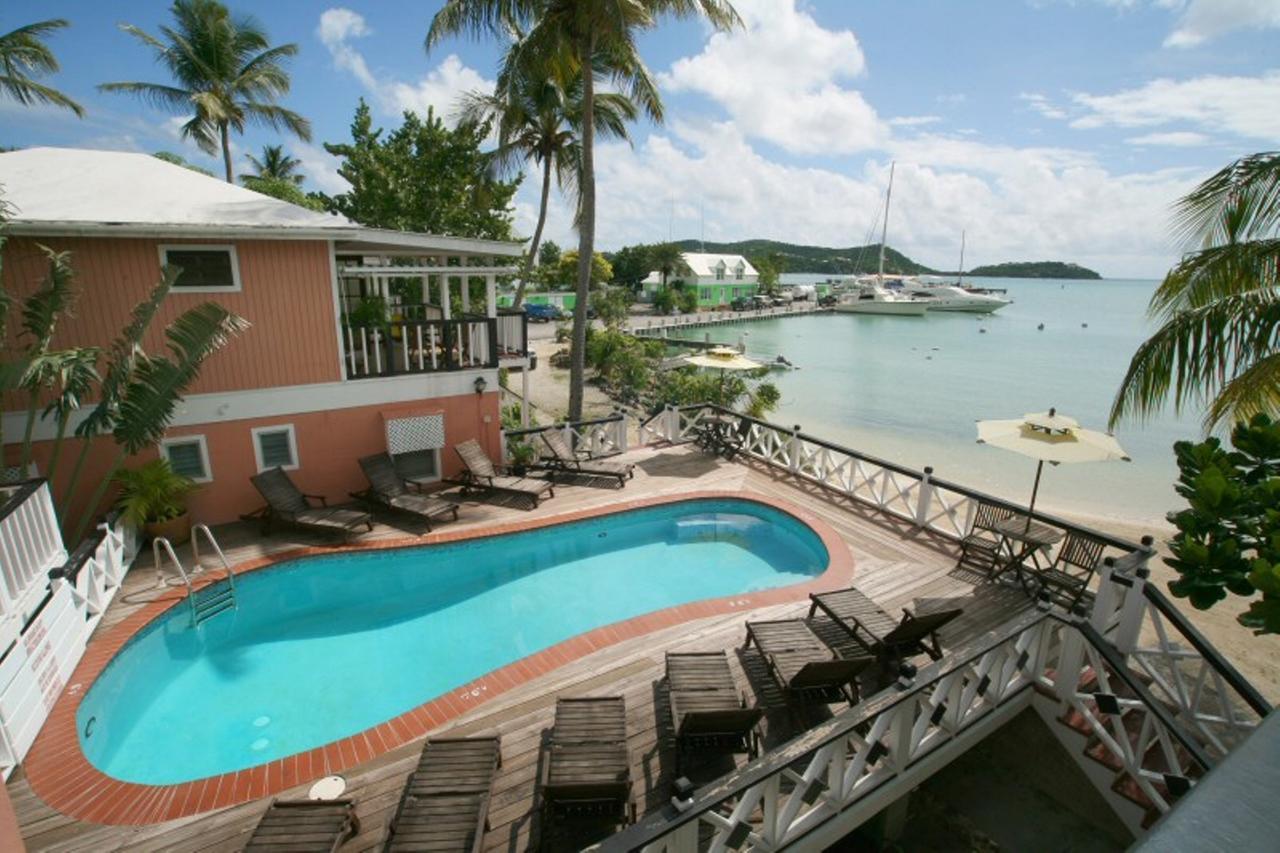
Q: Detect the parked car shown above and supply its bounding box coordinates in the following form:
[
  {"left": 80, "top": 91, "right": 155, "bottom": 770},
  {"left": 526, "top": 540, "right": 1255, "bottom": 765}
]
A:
[
  {"left": 524, "top": 302, "right": 564, "bottom": 322},
  {"left": 818, "top": 293, "right": 839, "bottom": 307},
  {"left": 730, "top": 296, "right": 753, "bottom": 311},
  {"left": 750, "top": 295, "right": 772, "bottom": 309}
]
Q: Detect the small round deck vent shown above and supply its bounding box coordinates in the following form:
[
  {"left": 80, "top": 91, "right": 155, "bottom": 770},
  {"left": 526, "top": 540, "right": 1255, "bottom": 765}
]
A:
[{"left": 308, "top": 775, "right": 347, "bottom": 800}]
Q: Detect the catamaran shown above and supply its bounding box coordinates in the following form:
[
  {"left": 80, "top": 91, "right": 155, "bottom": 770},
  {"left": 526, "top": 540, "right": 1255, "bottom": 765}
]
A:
[{"left": 834, "top": 162, "right": 928, "bottom": 317}]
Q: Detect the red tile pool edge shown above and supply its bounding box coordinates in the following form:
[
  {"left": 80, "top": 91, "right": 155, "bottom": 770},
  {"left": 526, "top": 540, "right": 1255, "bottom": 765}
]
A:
[{"left": 22, "top": 489, "right": 855, "bottom": 825}]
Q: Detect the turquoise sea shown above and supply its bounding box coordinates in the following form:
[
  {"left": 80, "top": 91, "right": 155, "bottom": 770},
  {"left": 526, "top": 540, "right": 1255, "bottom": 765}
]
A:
[{"left": 675, "top": 276, "right": 1200, "bottom": 526}]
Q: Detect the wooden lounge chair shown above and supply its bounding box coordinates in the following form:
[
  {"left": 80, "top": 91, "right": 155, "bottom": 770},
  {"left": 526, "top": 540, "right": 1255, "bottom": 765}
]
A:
[
  {"left": 1035, "top": 531, "right": 1107, "bottom": 610},
  {"left": 243, "top": 799, "right": 359, "bottom": 852},
  {"left": 808, "top": 586, "right": 963, "bottom": 671},
  {"left": 956, "top": 500, "right": 1019, "bottom": 575},
  {"left": 353, "top": 453, "right": 459, "bottom": 531},
  {"left": 383, "top": 736, "right": 502, "bottom": 853},
  {"left": 743, "top": 620, "right": 869, "bottom": 705},
  {"left": 665, "top": 651, "right": 762, "bottom": 772},
  {"left": 248, "top": 467, "right": 373, "bottom": 540},
  {"left": 541, "top": 696, "right": 633, "bottom": 825},
  {"left": 538, "top": 430, "right": 634, "bottom": 487},
  {"left": 452, "top": 439, "right": 554, "bottom": 508}
]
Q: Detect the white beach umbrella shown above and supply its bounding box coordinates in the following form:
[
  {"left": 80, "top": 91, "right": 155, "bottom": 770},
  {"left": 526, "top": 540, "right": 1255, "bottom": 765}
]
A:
[{"left": 975, "top": 407, "right": 1130, "bottom": 520}]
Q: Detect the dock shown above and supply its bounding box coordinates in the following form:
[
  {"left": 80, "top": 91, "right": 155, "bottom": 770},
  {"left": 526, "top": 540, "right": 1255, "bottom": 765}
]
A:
[{"left": 626, "top": 302, "right": 828, "bottom": 337}]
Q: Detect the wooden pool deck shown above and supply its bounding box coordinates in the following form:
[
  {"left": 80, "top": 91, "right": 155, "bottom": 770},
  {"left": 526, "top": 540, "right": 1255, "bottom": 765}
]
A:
[{"left": 9, "top": 444, "right": 1035, "bottom": 852}]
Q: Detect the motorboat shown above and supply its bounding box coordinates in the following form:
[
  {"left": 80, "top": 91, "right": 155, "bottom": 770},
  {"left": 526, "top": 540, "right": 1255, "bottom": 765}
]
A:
[
  {"left": 834, "top": 282, "right": 928, "bottom": 316},
  {"left": 891, "top": 278, "right": 1010, "bottom": 313}
]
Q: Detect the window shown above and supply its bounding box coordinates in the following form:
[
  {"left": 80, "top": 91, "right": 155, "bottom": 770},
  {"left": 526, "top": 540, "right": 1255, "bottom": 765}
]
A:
[
  {"left": 392, "top": 449, "right": 440, "bottom": 485},
  {"left": 252, "top": 424, "right": 298, "bottom": 472},
  {"left": 735, "top": 266, "right": 744, "bottom": 280},
  {"left": 160, "top": 435, "right": 212, "bottom": 482},
  {"left": 715, "top": 267, "right": 725, "bottom": 280},
  {"left": 699, "top": 287, "right": 712, "bottom": 302},
  {"left": 159, "top": 245, "right": 241, "bottom": 292}
]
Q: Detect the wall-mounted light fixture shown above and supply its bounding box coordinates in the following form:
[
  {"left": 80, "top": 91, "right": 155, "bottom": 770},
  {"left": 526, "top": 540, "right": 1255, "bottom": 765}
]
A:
[{"left": 473, "top": 375, "right": 488, "bottom": 395}]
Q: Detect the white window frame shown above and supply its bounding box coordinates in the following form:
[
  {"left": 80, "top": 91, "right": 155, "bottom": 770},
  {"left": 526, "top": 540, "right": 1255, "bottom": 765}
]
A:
[
  {"left": 159, "top": 434, "right": 213, "bottom": 483},
  {"left": 158, "top": 244, "right": 243, "bottom": 293},
  {"left": 251, "top": 423, "right": 299, "bottom": 472}
]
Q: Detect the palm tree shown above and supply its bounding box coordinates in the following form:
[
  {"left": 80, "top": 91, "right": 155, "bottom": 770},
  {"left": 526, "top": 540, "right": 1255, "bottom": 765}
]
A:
[
  {"left": 1110, "top": 151, "right": 1280, "bottom": 431},
  {"left": 428, "top": 0, "right": 741, "bottom": 421},
  {"left": 649, "top": 242, "right": 687, "bottom": 289},
  {"left": 241, "top": 143, "right": 303, "bottom": 184},
  {"left": 100, "top": 0, "right": 310, "bottom": 182},
  {"left": 0, "top": 18, "right": 84, "bottom": 117},
  {"left": 458, "top": 40, "right": 638, "bottom": 308}
]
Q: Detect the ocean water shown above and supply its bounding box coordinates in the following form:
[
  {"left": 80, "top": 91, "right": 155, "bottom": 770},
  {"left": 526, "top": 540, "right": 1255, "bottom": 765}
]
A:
[
  {"left": 678, "top": 276, "right": 1199, "bottom": 525},
  {"left": 78, "top": 499, "right": 825, "bottom": 784}
]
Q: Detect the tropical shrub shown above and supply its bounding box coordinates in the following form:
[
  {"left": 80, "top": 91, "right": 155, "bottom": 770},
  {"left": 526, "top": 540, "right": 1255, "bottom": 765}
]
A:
[
  {"left": 1165, "top": 414, "right": 1280, "bottom": 634},
  {"left": 652, "top": 287, "right": 677, "bottom": 315},
  {"left": 113, "top": 458, "right": 196, "bottom": 525},
  {"left": 591, "top": 288, "right": 632, "bottom": 328}
]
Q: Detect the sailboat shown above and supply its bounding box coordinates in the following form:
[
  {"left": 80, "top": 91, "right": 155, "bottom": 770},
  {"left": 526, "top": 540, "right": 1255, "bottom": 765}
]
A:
[{"left": 834, "top": 162, "right": 928, "bottom": 317}]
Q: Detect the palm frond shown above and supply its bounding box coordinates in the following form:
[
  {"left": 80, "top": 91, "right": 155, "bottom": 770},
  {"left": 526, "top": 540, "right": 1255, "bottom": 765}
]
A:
[
  {"left": 97, "top": 81, "right": 194, "bottom": 111},
  {"left": 1149, "top": 238, "right": 1280, "bottom": 318},
  {"left": 1172, "top": 151, "right": 1280, "bottom": 249},
  {"left": 241, "top": 102, "right": 312, "bottom": 140},
  {"left": 1205, "top": 353, "right": 1280, "bottom": 427},
  {"left": 19, "top": 246, "right": 76, "bottom": 352},
  {"left": 0, "top": 18, "right": 84, "bottom": 116}
]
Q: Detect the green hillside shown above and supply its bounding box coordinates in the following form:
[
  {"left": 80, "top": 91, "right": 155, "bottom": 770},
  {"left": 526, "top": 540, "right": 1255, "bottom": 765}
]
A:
[
  {"left": 672, "top": 239, "right": 937, "bottom": 275},
  {"left": 669, "top": 238, "right": 1102, "bottom": 279},
  {"left": 964, "top": 261, "right": 1101, "bottom": 279}
]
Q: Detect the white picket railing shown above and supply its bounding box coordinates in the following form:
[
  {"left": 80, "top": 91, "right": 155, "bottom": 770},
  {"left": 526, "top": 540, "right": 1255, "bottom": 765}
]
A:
[
  {"left": 0, "top": 484, "right": 136, "bottom": 779},
  {"left": 501, "top": 413, "right": 630, "bottom": 465}
]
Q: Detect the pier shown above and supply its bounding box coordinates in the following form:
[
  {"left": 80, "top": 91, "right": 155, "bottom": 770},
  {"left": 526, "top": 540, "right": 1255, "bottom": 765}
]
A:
[{"left": 626, "top": 301, "right": 828, "bottom": 337}]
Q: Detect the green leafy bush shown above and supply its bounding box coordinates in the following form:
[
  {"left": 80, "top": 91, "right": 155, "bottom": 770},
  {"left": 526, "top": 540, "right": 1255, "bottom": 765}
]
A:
[
  {"left": 113, "top": 459, "right": 197, "bottom": 525},
  {"left": 1165, "top": 414, "right": 1280, "bottom": 634}
]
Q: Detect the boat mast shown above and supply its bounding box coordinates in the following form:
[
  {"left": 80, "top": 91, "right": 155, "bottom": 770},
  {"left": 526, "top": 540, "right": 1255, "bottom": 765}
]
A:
[
  {"left": 877, "top": 161, "right": 895, "bottom": 284},
  {"left": 957, "top": 230, "right": 966, "bottom": 287}
]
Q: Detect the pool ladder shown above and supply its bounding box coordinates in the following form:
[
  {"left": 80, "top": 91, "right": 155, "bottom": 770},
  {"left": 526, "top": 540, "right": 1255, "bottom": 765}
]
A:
[{"left": 153, "top": 524, "right": 238, "bottom": 627}]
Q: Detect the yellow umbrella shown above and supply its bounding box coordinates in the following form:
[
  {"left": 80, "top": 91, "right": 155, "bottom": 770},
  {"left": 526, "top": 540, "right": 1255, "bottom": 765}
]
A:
[
  {"left": 976, "top": 407, "right": 1130, "bottom": 520},
  {"left": 684, "top": 346, "right": 762, "bottom": 371}
]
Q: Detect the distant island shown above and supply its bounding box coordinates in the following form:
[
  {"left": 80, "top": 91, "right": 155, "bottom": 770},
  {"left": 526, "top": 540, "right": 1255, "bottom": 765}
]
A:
[
  {"left": 669, "top": 238, "right": 1101, "bottom": 279},
  {"left": 964, "top": 261, "right": 1101, "bottom": 279}
]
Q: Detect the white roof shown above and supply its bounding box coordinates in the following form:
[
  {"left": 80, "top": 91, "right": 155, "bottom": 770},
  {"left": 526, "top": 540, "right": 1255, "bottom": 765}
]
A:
[
  {"left": 0, "top": 147, "right": 522, "bottom": 256},
  {"left": 679, "top": 252, "right": 758, "bottom": 277}
]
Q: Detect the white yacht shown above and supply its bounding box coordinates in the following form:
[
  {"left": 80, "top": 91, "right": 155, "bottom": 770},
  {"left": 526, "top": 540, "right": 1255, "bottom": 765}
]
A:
[
  {"left": 892, "top": 278, "right": 1010, "bottom": 313},
  {"left": 834, "top": 281, "right": 928, "bottom": 316}
]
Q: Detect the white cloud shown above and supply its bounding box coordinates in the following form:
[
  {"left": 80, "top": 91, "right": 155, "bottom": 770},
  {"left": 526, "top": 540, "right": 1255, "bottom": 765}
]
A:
[
  {"left": 658, "top": 0, "right": 886, "bottom": 155},
  {"left": 289, "top": 141, "right": 351, "bottom": 194},
  {"left": 1019, "top": 93, "right": 1068, "bottom": 120},
  {"left": 316, "top": 7, "right": 493, "bottom": 123},
  {"left": 888, "top": 116, "right": 942, "bottom": 127},
  {"left": 1069, "top": 70, "right": 1280, "bottom": 142},
  {"left": 1162, "top": 0, "right": 1280, "bottom": 47},
  {"left": 1125, "top": 130, "right": 1211, "bottom": 146}
]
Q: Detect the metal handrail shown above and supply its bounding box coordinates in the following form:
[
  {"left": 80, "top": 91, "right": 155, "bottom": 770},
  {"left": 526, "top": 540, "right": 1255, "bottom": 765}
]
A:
[
  {"left": 152, "top": 537, "right": 199, "bottom": 627},
  {"left": 190, "top": 524, "right": 237, "bottom": 599}
]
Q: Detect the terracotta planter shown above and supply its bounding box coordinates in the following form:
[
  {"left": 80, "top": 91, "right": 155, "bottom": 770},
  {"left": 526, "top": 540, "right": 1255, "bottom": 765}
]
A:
[{"left": 144, "top": 511, "right": 191, "bottom": 545}]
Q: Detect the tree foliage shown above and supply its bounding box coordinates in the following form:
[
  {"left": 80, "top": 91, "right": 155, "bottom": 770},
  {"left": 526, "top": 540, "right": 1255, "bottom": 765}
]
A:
[
  {"left": 0, "top": 18, "right": 83, "bottom": 116},
  {"left": 1165, "top": 415, "right": 1280, "bottom": 634},
  {"left": 590, "top": 287, "right": 632, "bottom": 328},
  {"left": 318, "top": 100, "right": 518, "bottom": 240},
  {"left": 153, "top": 151, "right": 215, "bottom": 177},
  {"left": 242, "top": 144, "right": 303, "bottom": 183},
  {"left": 608, "top": 243, "right": 652, "bottom": 287},
  {"left": 1111, "top": 151, "right": 1280, "bottom": 431},
  {"left": 242, "top": 175, "right": 325, "bottom": 211},
  {"left": 101, "top": 0, "right": 310, "bottom": 182}
]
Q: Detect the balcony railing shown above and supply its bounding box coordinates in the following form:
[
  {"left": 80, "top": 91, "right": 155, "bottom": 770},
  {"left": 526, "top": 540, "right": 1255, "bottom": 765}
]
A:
[
  {"left": 0, "top": 480, "right": 64, "bottom": 645},
  {"left": 496, "top": 307, "right": 529, "bottom": 360},
  {"left": 342, "top": 316, "right": 498, "bottom": 378}
]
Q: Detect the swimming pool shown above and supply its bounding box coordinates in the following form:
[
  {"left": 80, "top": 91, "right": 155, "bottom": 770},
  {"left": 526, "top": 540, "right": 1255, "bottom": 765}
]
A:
[{"left": 77, "top": 497, "right": 829, "bottom": 785}]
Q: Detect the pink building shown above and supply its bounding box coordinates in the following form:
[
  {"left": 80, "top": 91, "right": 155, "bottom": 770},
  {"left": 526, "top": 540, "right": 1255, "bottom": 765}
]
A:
[{"left": 0, "top": 147, "right": 529, "bottom": 525}]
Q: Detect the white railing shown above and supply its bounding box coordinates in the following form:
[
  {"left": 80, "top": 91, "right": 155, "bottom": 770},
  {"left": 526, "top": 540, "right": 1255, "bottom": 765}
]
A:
[
  {"left": 0, "top": 490, "right": 135, "bottom": 780},
  {"left": 343, "top": 317, "right": 499, "bottom": 378},
  {"left": 0, "top": 481, "right": 66, "bottom": 649},
  {"left": 501, "top": 413, "right": 630, "bottom": 465}
]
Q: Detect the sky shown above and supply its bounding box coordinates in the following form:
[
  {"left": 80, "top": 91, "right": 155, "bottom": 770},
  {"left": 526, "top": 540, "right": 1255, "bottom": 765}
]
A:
[{"left": 2, "top": 0, "right": 1278, "bottom": 278}]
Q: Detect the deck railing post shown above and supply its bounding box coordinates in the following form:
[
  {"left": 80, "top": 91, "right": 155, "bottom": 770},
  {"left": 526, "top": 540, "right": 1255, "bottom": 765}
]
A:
[
  {"left": 1053, "top": 623, "right": 1086, "bottom": 706},
  {"left": 789, "top": 425, "right": 803, "bottom": 475},
  {"left": 915, "top": 466, "right": 935, "bottom": 528},
  {"left": 499, "top": 429, "right": 508, "bottom": 466},
  {"left": 666, "top": 405, "right": 680, "bottom": 442},
  {"left": 616, "top": 411, "right": 630, "bottom": 453},
  {"left": 1114, "top": 568, "right": 1149, "bottom": 655},
  {"left": 1089, "top": 557, "right": 1119, "bottom": 634}
]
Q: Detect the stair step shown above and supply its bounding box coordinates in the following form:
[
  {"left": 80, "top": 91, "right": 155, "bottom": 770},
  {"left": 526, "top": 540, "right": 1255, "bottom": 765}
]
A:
[{"left": 194, "top": 597, "right": 235, "bottom": 624}]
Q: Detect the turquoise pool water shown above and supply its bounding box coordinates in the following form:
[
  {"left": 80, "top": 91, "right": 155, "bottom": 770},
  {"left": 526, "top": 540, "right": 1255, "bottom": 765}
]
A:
[{"left": 78, "top": 498, "right": 827, "bottom": 784}]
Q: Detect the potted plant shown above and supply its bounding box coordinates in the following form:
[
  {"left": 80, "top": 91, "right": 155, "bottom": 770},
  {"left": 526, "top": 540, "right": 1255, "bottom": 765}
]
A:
[
  {"left": 508, "top": 440, "right": 537, "bottom": 477},
  {"left": 114, "top": 459, "right": 198, "bottom": 544}
]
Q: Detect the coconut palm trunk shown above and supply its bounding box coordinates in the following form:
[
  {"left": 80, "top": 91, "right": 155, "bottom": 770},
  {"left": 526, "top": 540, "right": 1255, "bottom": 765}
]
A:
[
  {"left": 568, "top": 35, "right": 596, "bottom": 422},
  {"left": 515, "top": 154, "right": 554, "bottom": 309},
  {"left": 220, "top": 121, "right": 233, "bottom": 182}
]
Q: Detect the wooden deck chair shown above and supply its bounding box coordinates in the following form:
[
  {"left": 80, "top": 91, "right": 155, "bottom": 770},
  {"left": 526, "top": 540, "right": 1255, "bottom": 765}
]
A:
[
  {"left": 957, "top": 500, "right": 1019, "bottom": 575},
  {"left": 541, "top": 697, "right": 633, "bottom": 825},
  {"left": 248, "top": 467, "right": 372, "bottom": 540},
  {"left": 1037, "top": 531, "right": 1108, "bottom": 610},
  {"left": 539, "top": 430, "right": 634, "bottom": 487},
  {"left": 666, "top": 651, "right": 762, "bottom": 772},
  {"left": 743, "top": 620, "right": 869, "bottom": 705},
  {"left": 383, "top": 736, "right": 502, "bottom": 853},
  {"left": 244, "top": 799, "right": 359, "bottom": 852},
  {"left": 808, "top": 586, "right": 963, "bottom": 669},
  {"left": 353, "top": 453, "right": 459, "bottom": 531},
  {"left": 451, "top": 439, "right": 554, "bottom": 508}
]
